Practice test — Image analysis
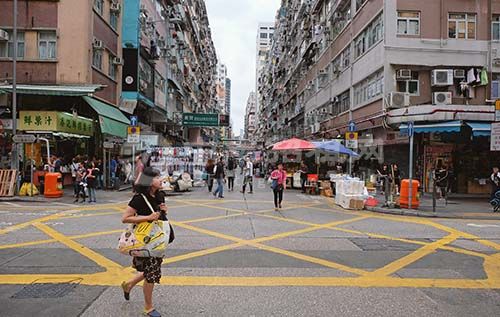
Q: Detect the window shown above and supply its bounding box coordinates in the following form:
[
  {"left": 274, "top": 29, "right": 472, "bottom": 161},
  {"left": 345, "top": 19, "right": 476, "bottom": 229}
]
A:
[
  {"left": 397, "top": 71, "right": 419, "bottom": 95},
  {"left": 492, "top": 74, "right": 500, "bottom": 99},
  {"left": 110, "top": 11, "right": 119, "bottom": 30},
  {"left": 354, "top": 14, "right": 383, "bottom": 58},
  {"left": 397, "top": 12, "right": 420, "bottom": 35},
  {"left": 448, "top": 13, "right": 476, "bottom": 39},
  {"left": 260, "top": 33, "right": 268, "bottom": 39},
  {"left": 92, "top": 49, "right": 103, "bottom": 69},
  {"left": 38, "top": 31, "right": 57, "bottom": 59},
  {"left": 493, "top": 15, "right": 500, "bottom": 41},
  {"left": 353, "top": 69, "right": 384, "bottom": 106},
  {"left": 108, "top": 54, "right": 116, "bottom": 79},
  {"left": 94, "top": 0, "right": 104, "bottom": 15},
  {"left": 0, "top": 31, "right": 24, "bottom": 58}
]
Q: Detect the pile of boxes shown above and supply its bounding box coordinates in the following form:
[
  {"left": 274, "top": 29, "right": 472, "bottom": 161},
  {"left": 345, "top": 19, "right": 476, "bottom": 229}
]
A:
[
  {"left": 320, "top": 181, "right": 333, "bottom": 197},
  {"left": 335, "top": 179, "right": 366, "bottom": 210}
]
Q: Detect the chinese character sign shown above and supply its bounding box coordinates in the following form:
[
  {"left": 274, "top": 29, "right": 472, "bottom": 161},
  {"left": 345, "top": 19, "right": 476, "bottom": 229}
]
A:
[{"left": 19, "top": 111, "right": 94, "bottom": 136}]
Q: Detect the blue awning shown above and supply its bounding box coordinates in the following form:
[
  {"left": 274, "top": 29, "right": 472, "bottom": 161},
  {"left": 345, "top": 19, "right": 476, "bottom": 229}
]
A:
[
  {"left": 466, "top": 122, "right": 491, "bottom": 137},
  {"left": 400, "top": 121, "right": 462, "bottom": 134}
]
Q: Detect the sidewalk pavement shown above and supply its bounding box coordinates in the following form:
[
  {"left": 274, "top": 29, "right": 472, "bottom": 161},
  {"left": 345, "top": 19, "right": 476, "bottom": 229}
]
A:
[
  {"left": 0, "top": 186, "right": 134, "bottom": 204},
  {"left": 365, "top": 193, "right": 500, "bottom": 220}
]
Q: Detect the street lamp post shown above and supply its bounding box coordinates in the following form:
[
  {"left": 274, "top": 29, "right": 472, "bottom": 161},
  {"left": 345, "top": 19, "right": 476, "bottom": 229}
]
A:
[{"left": 11, "top": 0, "right": 19, "bottom": 171}]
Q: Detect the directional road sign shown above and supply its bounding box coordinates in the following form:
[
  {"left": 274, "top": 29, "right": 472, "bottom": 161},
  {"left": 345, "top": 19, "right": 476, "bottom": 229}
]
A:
[
  {"left": 348, "top": 121, "right": 356, "bottom": 132},
  {"left": 130, "top": 116, "right": 138, "bottom": 127},
  {"left": 12, "top": 134, "right": 36, "bottom": 143}
]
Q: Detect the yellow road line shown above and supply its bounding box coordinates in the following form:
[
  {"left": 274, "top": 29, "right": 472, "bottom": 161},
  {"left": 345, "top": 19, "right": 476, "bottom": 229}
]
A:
[
  {"left": 172, "top": 217, "right": 370, "bottom": 276},
  {"left": 0, "top": 238, "right": 57, "bottom": 250},
  {"left": 163, "top": 242, "right": 243, "bottom": 265},
  {"left": 368, "top": 233, "right": 459, "bottom": 277},
  {"left": 0, "top": 273, "right": 498, "bottom": 288},
  {"left": 33, "top": 223, "right": 122, "bottom": 270}
]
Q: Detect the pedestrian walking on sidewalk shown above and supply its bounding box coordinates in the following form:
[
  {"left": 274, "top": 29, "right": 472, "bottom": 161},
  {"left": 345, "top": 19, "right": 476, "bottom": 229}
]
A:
[
  {"left": 205, "top": 159, "right": 215, "bottom": 192},
  {"left": 490, "top": 166, "right": 500, "bottom": 200},
  {"left": 121, "top": 167, "right": 166, "bottom": 317},
  {"left": 271, "top": 163, "right": 287, "bottom": 210},
  {"left": 240, "top": 156, "right": 254, "bottom": 194},
  {"left": 74, "top": 163, "right": 87, "bottom": 203},
  {"left": 85, "top": 162, "right": 97, "bottom": 203},
  {"left": 71, "top": 157, "right": 80, "bottom": 197},
  {"left": 298, "top": 161, "right": 308, "bottom": 193},
  {"left": 213, "top": 157, "right": 225, "bottom": 198},
  {"left": 226, "top": 156, "right": 236, "bottom": 191}
]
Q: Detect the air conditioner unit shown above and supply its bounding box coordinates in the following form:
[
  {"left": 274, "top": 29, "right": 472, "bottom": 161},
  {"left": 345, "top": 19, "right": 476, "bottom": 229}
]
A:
[
  {"left": 431, "top": 69, "right": 454, "bottom": 86},
  {"left": 92, "top": 39, "right": 104, "bottom": 49},
  {"left": 433, "top": 92, "right": 452, "bottom": 105},
  {"left": 318, "top": 69, "right": 328, "bottom": 76},
  {"left": 454, "top": 69, "right": 466, "bottom": 78},
  {"left": 112, "top": 57, "right": 123, "bottom": 65},
  {"left": 388, "top": 92, "right": 410, "bottom": 108},
  {"left": 110, "top": 2, "right": 121, "bottom": 12},
  {"left": 493, "top": 58, "right": 500, "bottom": 66},
  {"left": 396, "top": 69, "right": 412, "bottom": 79},
  {"left": 0, "top": 29, "right": 8, "bottom": 41}
]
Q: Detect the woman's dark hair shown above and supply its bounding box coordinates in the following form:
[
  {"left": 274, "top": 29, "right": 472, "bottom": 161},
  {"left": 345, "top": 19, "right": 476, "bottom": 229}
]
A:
[{"left": 134, "top": 167, "right": 160, "bottom": 194}]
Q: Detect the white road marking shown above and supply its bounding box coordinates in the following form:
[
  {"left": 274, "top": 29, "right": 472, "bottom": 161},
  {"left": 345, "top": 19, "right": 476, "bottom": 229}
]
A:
[{"left": 467, "top": 223, "right": 500, "bottom": 228}]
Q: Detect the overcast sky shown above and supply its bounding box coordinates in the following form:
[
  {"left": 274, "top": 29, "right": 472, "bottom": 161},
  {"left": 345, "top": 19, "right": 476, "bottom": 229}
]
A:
[{"left": 205, "top": 0, "right": 281, "bottom": 137}]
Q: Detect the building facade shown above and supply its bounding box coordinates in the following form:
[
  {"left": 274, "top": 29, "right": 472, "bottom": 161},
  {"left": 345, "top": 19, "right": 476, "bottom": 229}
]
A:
[
  {"left": 121, "top": 0, "right": 218, "bottom": 148},
  {"left": 0, "top": 0, "right": 127, "bottom": 171},
  {"left": 257, "top": 0, "right": 500, "bottom": 194},
  {"left": 244, "top": 91, "right": 257, "bottom": 141}
]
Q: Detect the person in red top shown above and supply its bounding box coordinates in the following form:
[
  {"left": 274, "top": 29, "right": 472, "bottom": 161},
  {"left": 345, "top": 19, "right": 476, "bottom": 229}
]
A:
[{"left": 270, "top": 163, "right": 287, "bottom": 210}]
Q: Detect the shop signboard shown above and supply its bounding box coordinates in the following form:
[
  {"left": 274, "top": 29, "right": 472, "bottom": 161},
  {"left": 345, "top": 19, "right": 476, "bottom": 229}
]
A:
[
  {"left": 496, "top": 100, "right": 500, "bottom": 121},
  {"left": 19, "top": 111, "right": 94, "bottom": 136},
  {"left": 490, "top": 122, "right": 500, "bottom": 151},
  {"left": 183, "top": 113, "right": 220, "bottom": 127},
  {"left": 345, "top": 132, "right": 358, "bottom": 149}
]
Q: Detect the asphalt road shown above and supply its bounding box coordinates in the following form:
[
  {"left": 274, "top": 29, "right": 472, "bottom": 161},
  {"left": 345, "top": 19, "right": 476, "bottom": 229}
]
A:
[{"left": 0, "top": 177, "right": 499, "bottom": 316}]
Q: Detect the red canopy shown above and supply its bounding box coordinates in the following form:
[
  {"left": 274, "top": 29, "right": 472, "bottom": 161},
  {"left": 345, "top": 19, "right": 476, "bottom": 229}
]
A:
[{"left": 272, "top": 137, "right": 316, "bottom": 150}]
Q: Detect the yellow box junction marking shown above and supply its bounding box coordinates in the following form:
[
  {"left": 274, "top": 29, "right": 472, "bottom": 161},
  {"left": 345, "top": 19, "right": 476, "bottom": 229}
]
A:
[{"left": 0, "top": 197, "right": 498, "bottom": 289}]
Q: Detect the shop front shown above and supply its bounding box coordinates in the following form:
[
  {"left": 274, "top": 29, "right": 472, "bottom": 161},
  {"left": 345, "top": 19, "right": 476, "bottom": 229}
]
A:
[
  {"left": 400, "top": 121, "right": 493, "bottom": 194},
  {"left": 18, "top": 110, "right": 95, "bottom": 186}
]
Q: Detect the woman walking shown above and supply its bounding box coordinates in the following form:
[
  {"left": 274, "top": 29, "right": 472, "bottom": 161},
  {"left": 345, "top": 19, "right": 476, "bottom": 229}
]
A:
[
  {"left": 121, "top": 167, "right": 167, "bottom": 317},
  {"left": 226, "top": 156, "right": 236, "bottom": 191},
  {"left": 205, "top": 159, "right": 215, "bottom": 192},
  {"left": 85, "top": 162, "right": 97, "bottom": 203},
  {"left": 270, "top": 163, "right": 287, "bottom": 211},
  {"left": 74, "top": 163, "right": 87, "bottom": 203},
  {"left": 213, "top": 157, "right": 225, "bottom": 198}
]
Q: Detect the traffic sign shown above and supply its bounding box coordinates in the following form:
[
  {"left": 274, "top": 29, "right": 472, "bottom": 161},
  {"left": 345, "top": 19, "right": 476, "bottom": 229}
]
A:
[
  {"left": 12, "top": 134, "right": 36, "bottom": 143},
  {"left": 408, "top": 121, "right": 414, "bottom": 137},
  {"left": 130, "top": 116, "right": 138, "bottom": 127},
  {"left": 127, "top": 126, "right": 140, "bottom": 143},
  {"left": 345, "top": 132, "right": 358, "bottom": 149},
  {"left": 183, "top": 113, "right": 219, "bottom": 127},
  {"left": 348, "top": 121, "right": 356, "bottom": 132}
]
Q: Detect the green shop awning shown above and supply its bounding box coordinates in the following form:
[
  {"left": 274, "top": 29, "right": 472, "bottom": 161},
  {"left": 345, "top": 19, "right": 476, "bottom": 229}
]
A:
[
  {"left": 83, "top": 96, "right": 129, "bottom": 138},
  {"left": 0, "top": 84, "right": 104, "bottom": 96}
]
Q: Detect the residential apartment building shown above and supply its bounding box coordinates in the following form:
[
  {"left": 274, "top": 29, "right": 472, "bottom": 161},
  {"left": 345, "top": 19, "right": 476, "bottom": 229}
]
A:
[
  {"left": 121, "top": 0, "right": 218, "bottom": 147},
  {"left": 0, "top": 0, "right": 127, "bottom": 169},
  {"left": 245, "top": 91, "right": 257, "bottom": 141},
  {"left": 258, "top": 0, "right": 500, "bottom": 194},
  {"left": 254, "top": 22, "right": 274, "bottom": 142}
]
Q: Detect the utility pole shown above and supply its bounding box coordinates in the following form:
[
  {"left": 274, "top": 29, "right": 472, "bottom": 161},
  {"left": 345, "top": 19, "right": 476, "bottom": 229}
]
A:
[{"left": 11, "top": 0, "right": 19, "bottom": 171}]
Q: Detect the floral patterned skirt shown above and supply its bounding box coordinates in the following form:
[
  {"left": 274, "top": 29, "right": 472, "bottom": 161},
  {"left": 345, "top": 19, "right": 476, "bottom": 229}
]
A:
[{"left": 132, "top": 257, "right": 163, "bottom": 284}]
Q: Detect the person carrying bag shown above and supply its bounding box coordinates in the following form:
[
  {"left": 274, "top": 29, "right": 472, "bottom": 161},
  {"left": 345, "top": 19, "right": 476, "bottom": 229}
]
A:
[{"left": 118, "top": 167, "right": 174, "bottom": 317}]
